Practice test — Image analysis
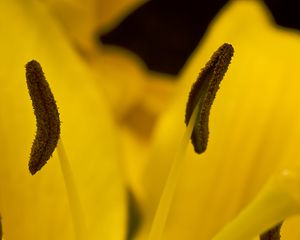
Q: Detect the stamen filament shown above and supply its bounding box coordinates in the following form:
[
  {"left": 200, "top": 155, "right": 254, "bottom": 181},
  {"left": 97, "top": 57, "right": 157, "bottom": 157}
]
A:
[
  {"left": 212, "top": 169, "right": 300, "bottom": 240},
  {"left": 57, "top": 140, "right": 87, "bottom": 240},
  {"left": 148, "top": 104, "right": 199, "bottom": 240},
  {"left": 149, "top": 44, "right": 233, "bottom": 240}
]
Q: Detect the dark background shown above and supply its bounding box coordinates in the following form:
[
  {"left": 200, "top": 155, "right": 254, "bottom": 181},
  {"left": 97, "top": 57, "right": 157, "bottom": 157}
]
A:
[{"left": 99, "top": 0, "right": 300, "bottom": 75}]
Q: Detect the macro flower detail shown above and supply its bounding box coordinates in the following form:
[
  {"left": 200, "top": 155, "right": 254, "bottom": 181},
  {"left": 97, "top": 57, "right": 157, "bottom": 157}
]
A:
[
  {"left": 185, "top": 43, "right": 234, "bottom": 154},
  {"left": 2, "top": 1, "right": 300, "bottom": 240},
  {"left": 26, "top": 60, "right": 60, "bottom": 175}
]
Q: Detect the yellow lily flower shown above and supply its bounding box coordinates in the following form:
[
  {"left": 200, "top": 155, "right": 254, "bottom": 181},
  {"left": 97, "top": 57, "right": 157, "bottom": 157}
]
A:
[
  {"left": 2, "top": 0, "right": 300, "bottom": 240},
  {"left": 0, "top": 0, "right": 126, "bottom": 239}
]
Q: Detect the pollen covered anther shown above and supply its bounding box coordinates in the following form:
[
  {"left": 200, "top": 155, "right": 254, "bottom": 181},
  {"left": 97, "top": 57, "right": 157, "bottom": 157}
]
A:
[
  {"left": 185, "top": 43, "right": 234, "bottom": 154},
  {"left": 260, "top": 223, "right": 283, "bottom": 240},
  {"left": 25, "top": 60, "right": 60, "bottom": 175}
]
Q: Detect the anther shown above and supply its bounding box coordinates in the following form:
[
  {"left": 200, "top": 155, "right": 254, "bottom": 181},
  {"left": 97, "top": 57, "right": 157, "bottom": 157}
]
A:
[
  {"left": 260, "top": 223, "right": 283, "bottom": 240},
  {"left": 25, "top": 60, "right": 60, "bottom": 175},
  {"left": 185, "top": 43, "right": 234, "bottom": 154}
]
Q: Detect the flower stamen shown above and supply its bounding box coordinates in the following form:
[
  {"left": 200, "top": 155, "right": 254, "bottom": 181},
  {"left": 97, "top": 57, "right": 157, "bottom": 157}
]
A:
[
  {"left": 25, "top": 60, "right": 60, "bottom": 175},
  {"left": 185, "top": 43, "right": 234, "bottom": 153},
  {"left": 26, "top": 61, "right": 86, "bottom": 239},
  {"left": 148, "top": 43, "right": 233, "bottom": 240}
]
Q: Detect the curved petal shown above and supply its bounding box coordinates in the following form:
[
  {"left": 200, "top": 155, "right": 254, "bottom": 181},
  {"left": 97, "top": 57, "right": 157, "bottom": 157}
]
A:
[
  {"left": 0, "top": 1, "right": 126, "bottom": 239},
  {"left": 140, "top": 1, "right": 300, "bottom": 239}
]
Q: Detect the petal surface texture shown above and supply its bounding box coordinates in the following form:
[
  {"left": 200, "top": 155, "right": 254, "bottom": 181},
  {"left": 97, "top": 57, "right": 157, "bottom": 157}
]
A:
[
  {"left": 139, "top": 1, "right": 300, "bottom": 239},
  {"left": 0, "top": 1, "right": 126, "bottom": 239}
]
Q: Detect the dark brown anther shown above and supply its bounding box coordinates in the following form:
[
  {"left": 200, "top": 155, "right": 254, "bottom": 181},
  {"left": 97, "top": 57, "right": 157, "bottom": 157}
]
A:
[
  {"left": 26, "top": 60, "right": 60, "bottom": 175},
  {"left": 260, "top": 223, "right": 283, "bottom": 240},
  {"left": 185, "top": 43, "right": 234, "bottom": 154}
]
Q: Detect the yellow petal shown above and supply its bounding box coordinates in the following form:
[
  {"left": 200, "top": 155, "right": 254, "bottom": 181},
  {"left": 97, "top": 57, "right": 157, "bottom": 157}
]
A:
[
  {"left": 139, "top": 1, "right": 300, "bottom": 239},
  {"left": 0, "top": 1, "right": 126, "bottom": 239},
  {"left": 213, "top": 169, "right": 300, "bottom": 240}
]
